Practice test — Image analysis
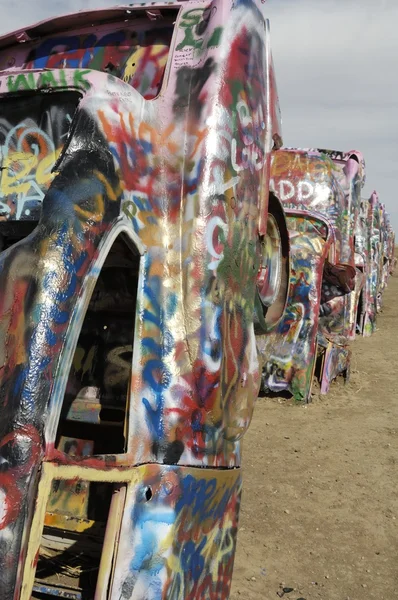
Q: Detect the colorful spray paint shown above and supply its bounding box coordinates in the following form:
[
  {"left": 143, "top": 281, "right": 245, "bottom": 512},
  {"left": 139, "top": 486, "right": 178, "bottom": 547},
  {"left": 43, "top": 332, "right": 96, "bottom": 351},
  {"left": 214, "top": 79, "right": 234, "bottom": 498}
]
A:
[
  {"left": 257, "top": 148, "right": 365, "bottom": 401},
  {"left": 355, "top": 192, "right": 395, "bottom": 336},
  {"left": 0, "top": 2, "right": 282, "bottom": 598}
]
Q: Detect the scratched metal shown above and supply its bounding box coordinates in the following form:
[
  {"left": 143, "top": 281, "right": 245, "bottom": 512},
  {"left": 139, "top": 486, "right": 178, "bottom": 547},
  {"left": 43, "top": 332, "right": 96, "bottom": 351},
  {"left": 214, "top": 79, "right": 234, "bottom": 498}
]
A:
[{"left": 0, "top": 1, "right": 282, "bottom": 598}]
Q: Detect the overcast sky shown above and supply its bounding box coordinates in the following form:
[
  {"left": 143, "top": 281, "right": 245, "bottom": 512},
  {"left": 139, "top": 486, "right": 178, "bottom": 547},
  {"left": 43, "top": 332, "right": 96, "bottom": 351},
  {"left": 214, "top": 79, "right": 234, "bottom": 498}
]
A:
[
  {"left": 266, "top": 0, "right": 397, "bottom": 232},
  {"left": 0, "top": 0, "right": 396, "bottom": 232}
]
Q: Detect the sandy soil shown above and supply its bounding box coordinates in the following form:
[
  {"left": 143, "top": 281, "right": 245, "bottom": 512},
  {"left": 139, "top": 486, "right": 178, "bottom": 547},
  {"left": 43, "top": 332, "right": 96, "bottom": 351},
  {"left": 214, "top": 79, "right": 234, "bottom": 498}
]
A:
[{"left": 230, "top": 267, "right": 398, "bottom": 600}]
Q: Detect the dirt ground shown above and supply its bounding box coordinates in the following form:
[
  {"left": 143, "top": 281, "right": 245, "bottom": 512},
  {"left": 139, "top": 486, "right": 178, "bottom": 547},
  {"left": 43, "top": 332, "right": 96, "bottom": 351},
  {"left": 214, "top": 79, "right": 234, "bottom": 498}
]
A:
[{"left": 230, "top": 267, "right": 398, "bottom": 600}]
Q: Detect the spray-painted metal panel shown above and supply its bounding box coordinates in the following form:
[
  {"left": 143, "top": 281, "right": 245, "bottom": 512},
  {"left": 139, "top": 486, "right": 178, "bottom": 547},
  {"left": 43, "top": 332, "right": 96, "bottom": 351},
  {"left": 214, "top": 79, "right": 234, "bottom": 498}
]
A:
[
  {"left": 0, "top": 1, "right": 282, "bottom": 597},
  {"left": 258, "top": 148, "right": 365, "bottom": 401},
  {"left": 20, "top": 463, "right": 241, "bottom": 600}
]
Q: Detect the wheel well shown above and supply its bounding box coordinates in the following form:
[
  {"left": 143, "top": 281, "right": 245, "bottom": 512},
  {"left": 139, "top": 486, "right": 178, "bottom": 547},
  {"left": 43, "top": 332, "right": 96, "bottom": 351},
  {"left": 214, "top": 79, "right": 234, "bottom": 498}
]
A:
[
  {"left": 254, "top": 192, "right": 290, "bottom": 334},
  {"left": 268, "top": 192, "right": 290, "bottom": 261}
]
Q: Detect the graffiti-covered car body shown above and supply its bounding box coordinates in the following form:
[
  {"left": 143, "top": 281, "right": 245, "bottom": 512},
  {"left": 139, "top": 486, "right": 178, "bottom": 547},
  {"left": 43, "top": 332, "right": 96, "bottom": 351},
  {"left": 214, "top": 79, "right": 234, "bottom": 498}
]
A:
[
  {"left": 354, "top": 191, "right": 395, "bottom": 336},
  {"left": 0, "top": 2, "right": 282, "bottom": 598},
  {"left": 386, "top": 216, "right": 396, "bottom": 276},
  {"left": 354, "top": 195, "right": 372, "bottom": 335},
  {"left": 383, "top": 211, "right": 395, "bottom": 277},
  {"left": 257, "top": 148, "right": 365, "bottom": 401},
  {"left": 377, "top": 202, "right": 387, "bottom": 308},
  {"left": 379, "top": 203, "right": 394, "bottom": 296},
  {"left": 326, "top": 150, "right": 366, "bottom": 343},
  {"left": 365, "top": 191, "right": 383, "bottom": 332}
]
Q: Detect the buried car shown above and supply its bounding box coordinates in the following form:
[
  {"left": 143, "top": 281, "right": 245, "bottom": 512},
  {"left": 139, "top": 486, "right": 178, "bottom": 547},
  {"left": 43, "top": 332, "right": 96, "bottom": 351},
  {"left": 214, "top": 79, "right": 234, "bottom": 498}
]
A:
[
  {"left": 256, "top": 148, "right": 365, "bottom": 401},
  {"left": 0, "top": 1, "right": 285, "bottom": 598}
]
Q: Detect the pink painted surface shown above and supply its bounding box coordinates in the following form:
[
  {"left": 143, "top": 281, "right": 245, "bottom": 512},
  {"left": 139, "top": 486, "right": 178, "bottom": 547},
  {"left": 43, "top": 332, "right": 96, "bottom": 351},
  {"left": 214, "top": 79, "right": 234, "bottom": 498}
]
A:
[{"left": 0, "top": 2, "right": 282, "bottom": 598}]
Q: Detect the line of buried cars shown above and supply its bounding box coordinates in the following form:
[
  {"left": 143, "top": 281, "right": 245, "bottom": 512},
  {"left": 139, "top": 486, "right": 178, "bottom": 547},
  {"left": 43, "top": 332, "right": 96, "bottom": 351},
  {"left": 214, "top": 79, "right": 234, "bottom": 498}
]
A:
[
  {"left": 0, "top": 3, "right": 395, "bottom": 597},
  {"left": 258, "top": 146, "right": 395, "bottom": 403}
]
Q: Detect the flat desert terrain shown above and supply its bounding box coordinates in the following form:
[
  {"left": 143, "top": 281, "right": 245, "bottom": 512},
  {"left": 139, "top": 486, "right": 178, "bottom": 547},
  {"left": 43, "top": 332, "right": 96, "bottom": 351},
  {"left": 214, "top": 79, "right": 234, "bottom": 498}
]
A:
[{"left": 231, "top": 266, "right": 398, "bottom": 600}]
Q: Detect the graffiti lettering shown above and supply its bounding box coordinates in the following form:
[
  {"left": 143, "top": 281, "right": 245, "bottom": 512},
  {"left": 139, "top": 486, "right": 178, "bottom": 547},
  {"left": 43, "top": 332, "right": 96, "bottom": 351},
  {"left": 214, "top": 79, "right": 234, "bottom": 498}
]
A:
[
  {"left": 6, "top": 69, "right": 91, "bottom": 93},
  {"left": 272, "top": 179, "right": 315, "bottom": 203}
]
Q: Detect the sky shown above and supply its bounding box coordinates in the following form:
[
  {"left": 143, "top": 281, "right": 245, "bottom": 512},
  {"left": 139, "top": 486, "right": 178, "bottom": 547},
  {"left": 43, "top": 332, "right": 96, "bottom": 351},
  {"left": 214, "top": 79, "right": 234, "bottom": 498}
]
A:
[
  {"left": 266, "top": 0, "right": 398, "bottom": 232},
  {"left": 0, "top": 0, "right": 396, "bottom": 232}
]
